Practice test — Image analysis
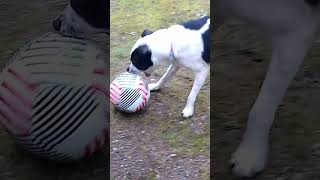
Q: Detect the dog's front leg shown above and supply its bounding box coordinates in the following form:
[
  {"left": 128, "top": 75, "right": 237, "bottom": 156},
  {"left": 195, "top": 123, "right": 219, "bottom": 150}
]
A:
[
  {"left": 148, "top": 64, "right": 179, "bottom": 91},
  {"left": 182, "top": 66, "right": 209, "bottom": 117},
  {"left": 230, "top": 25, "right": 316, "bottom": 177}
]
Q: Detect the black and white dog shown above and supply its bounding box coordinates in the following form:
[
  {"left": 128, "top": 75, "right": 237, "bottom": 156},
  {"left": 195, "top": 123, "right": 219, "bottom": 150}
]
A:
[
  {"left": 215, "top": 0, "right": 320, "bottom": 178},
  {"left": 53, "top": 0, "right": 108, "bottom": 38},
  {"left": 127, "top": 16, "right": 210, "bottom": 118}
]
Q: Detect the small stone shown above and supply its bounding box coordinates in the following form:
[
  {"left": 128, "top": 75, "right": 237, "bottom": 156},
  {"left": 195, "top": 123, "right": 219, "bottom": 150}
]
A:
[
  {"left": 169, "top": 154, "right": 177, "bottom": 158},
  {"left": 129, "top": 32, "right": 137, "bottom": 36}
]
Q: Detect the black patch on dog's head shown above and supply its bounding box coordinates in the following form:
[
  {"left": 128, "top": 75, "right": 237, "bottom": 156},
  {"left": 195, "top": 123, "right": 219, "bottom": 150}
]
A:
[
  {"left": 141, "top": 29, "right": 154, "bottom": 37},
  {"left": 181, "top": 16, "right": 209, "bottom": 30},
  {"left": 305, "top": 0, "right": 320, "bottom": 6},
  {"left": 131, "top": 45, "right": 153, "bottom": 70},
  {"left": 70, "top": 0, "right": 109, "bottom": 29}
]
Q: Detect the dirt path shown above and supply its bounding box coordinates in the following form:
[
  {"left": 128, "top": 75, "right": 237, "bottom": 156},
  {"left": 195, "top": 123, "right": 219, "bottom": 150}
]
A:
[
  {"left": 110, "top": 0, "right": 210, "bottom": 179},
  {"left": 213, "top": 24, "right": 320, "bottom": 179},
  {"left": 0, "top": 1, "right": 107, "bottom": 179}
]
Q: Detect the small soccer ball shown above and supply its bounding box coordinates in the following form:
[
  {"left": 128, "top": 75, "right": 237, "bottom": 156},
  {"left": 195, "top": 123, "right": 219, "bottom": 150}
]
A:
[
  {"left": 0, "top": 32, "right": 108, "bottom": 162},
  {"left": 110, "top": 72, "right": 150, "bottom": 113}
]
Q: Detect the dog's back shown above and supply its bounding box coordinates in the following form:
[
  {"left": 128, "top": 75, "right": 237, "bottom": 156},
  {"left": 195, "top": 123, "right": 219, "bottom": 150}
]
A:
[
  {"left": 174, "top": 16, "right": 210, "bottom": 63},
  {"left": 182, "top": 16, "right": 210, "bottom": 63}
]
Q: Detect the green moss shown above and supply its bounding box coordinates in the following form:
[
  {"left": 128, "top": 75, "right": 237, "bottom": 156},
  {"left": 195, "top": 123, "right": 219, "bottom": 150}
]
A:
[
  {"left": 197, "top": 92, "right": 210, "bottom": 112},
  {"left": 147, "top": 170, "right": 158, "bottom": 180},
  {"left": 161, "top": 123, "right": 209, "bottom": 156}
]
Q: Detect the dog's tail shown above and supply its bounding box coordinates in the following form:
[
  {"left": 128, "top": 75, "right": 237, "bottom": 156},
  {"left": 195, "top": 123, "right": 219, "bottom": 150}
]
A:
[{"left": 199, "top": 18, "right": 210, "bottom": 34}]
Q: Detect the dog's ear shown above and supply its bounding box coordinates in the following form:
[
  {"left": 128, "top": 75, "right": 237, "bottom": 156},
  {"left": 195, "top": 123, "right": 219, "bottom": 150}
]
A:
[{"left": 141, "top": 29, "right": 154, "bottom": 37}]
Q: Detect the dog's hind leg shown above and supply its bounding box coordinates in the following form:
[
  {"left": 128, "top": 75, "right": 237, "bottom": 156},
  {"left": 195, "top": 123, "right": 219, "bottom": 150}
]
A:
[
  {"left": 148, "top": 64, "right": 179, "bottom": 91},
  {"left": 230, "top": 22, "right": 317, "bottom": 177},
  {"left": 182, "top": 65, "right": 209, "bottom": 117}
]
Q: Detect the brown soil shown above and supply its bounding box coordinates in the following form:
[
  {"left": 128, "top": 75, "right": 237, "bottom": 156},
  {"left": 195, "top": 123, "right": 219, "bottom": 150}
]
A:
[{"left": 213, "top": 23, "right": 320, "bottom": 179}]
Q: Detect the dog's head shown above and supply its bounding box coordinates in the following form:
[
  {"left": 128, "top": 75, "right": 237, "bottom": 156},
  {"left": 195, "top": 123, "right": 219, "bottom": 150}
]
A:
[
  {"left": 52, "top": 0, "right": 108, "bottom": 39},
  {"left": 127, "top": 29, "right": 159, "bottom": 77}
]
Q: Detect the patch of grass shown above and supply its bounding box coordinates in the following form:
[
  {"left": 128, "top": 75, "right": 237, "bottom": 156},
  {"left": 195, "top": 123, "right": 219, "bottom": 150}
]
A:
[
  {"left": 147, "top": 170, "right": 158, "bottom": 180},
  {"left": 110, "top": 42, "right": 134, "bottom": 59},
  {"left": 197, "top": 92, "right": 210, "bottom": 112},
  {"left": 111, "top": 0, "right": 209, "bottom": 33},
  {"left": 161, "top": 123, "right": 209, "bottom": 156},
  {"left": 199, "top": 162, "right": 210, "bottom": 179}
]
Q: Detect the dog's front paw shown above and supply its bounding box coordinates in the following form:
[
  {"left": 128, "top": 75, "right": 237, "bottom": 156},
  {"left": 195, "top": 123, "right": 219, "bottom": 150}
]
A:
[
  {"left": 230, "top": 139, "right": 268, "bottom": 178},
  {"left": 182, "top": 106, "right": 194, "bottom": 118},
  {"left": 148, "top": 83, "right": 160, "bottom": 91}
]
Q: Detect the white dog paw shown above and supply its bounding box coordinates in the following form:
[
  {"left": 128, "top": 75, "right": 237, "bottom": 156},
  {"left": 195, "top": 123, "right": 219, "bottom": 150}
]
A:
[
  {"left": 230, "top": 140, "right": 268, "bottom": 178},
  {"left": 148, "top": 83, "right": 160, "bottom": 91},
  {"left": 182, "top": 107, "right": 194, "bottom": 117}
]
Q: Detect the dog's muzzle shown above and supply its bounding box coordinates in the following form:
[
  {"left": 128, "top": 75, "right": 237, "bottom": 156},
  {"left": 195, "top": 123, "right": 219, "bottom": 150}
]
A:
[
  {"left": 126, "top": 64, "right": 138, "bottom": 74},
  {"left": 127, "top": 64, "right": 150, "bottom": 77}
]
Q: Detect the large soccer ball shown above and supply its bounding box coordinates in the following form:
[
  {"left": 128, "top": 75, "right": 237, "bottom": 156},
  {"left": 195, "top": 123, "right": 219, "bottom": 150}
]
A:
[
  {"left": 110, "top": 72, "right": 150, "bottom": 113},
  {"left": 0, "top": 32, "right": 108, "bottom": 162}
]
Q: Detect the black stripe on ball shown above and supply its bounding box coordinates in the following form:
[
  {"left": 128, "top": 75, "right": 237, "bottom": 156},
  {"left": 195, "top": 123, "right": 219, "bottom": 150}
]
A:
[
  {"left": 39, "top": 91, "right": 95, "bottom": 149},
  {"left": 32, "top": 86, "right": 91, "bottom": 146},
  {"left": 47, "top": 102, "right": 99, "bottom": 151},
  {"left": 33, "top": 86, "right": 73, "bottom": 126},
  {"left": 119, "top": 88, "right": 140, "bottom": 110}
]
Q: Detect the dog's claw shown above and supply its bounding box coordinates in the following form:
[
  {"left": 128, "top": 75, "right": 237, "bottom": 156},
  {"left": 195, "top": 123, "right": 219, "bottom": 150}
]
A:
[{"left": 182, "top": 107, "right": 194, "bottom": 117}]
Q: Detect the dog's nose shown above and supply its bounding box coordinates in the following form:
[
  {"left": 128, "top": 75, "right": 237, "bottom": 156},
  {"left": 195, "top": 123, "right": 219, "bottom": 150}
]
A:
[{"left": 52, "top": 17, "right": 62, "bottom": 31}]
